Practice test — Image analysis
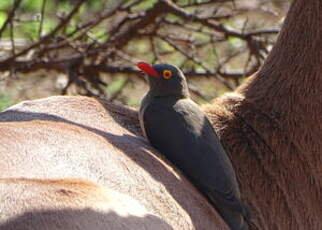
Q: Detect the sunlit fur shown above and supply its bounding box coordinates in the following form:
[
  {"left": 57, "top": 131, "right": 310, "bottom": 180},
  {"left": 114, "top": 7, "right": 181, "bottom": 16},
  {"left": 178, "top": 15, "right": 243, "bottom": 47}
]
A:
[
  {"left": 0, "top": 178, "right": 171, "bottom": 230},
  {"left": 0, "top": 96, "right": 228, "bottom": 230}
]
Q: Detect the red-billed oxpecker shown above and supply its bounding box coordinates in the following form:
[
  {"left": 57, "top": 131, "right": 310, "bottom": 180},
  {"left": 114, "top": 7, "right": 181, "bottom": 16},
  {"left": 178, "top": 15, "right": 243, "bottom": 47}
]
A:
[{"left": 137, "top": 62, "right": 249, "bottom": 230}]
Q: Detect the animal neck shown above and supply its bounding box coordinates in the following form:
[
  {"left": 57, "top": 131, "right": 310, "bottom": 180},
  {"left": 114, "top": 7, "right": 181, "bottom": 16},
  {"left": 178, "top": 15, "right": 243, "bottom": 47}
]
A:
[
  {"left": 147, "top": 89, "right": 189, "bottom": 101},
  {"left": 237, "top": 0, "right": 322, "bottom": 142},
  {"left": 207, "top": 1, "right": 322, "bottom": 228}
]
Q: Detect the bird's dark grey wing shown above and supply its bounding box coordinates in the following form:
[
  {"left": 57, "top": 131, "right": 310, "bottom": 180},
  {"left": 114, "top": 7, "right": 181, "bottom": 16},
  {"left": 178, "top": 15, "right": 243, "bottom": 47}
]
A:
[{"left": 142, "top": 98, "right": 245, "bottom": 214}]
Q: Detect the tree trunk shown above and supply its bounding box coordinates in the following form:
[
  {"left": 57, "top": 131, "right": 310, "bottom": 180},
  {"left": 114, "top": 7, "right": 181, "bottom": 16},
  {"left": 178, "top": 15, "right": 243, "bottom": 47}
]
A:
[{"left": 207, "top": 0, "right": 322, "bottom": 229}]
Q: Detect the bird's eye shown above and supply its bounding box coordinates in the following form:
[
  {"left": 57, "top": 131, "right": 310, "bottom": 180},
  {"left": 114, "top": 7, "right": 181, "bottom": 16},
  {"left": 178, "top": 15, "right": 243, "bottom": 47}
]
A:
[{"left": 163, "top": 70, "right": 172, "bottom": 79}]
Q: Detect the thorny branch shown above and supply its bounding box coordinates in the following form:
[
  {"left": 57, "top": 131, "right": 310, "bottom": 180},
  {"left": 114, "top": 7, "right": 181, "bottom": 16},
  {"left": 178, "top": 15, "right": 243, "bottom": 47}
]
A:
[{"left": 0, "top": 0, "right": 284, "bottom": 102}]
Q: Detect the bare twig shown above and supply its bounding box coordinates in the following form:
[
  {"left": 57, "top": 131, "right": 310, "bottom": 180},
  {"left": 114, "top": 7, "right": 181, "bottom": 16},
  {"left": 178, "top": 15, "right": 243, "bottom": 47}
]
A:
[
  {"left": 109, "top": 77, "right": 131, "bottom": 102},
  {"left": 38, "top": 0, "right": 47, "bottom": 39},
  {"left": 0, "top": 0, "right": 22, "bottom": 39},
  {"left": 0, "top": 0, "right": 86, "bottom": 64},
  {"left": 9, "top": 15, "right": 15, "bottom": 56},
  {"left": 161, "top": 35, "right": 233, "bottom": 90},
  {"left": 0, "top": 0, "right": 282, "bottom": 103}
]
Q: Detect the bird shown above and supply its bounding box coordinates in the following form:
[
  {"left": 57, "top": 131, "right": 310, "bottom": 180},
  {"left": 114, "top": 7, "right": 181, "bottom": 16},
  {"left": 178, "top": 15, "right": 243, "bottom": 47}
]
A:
[{"left": 137, "top": 61, "right": 250, "bottom": 230}]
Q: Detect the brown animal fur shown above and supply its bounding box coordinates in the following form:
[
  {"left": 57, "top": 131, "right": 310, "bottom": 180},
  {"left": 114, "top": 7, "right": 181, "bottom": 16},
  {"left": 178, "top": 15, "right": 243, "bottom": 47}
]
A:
[
  {"left": 204, "top": 0, "right": 322, "bottom": 229},
  {"left": 1, "top": 0, "right": 319, "bottom": 229},
  {"left": 0, "top": 96, "right": 228, "bottom": 230},
  {"left": 0, "top": 178, "right": 171, "bottom": 230}
]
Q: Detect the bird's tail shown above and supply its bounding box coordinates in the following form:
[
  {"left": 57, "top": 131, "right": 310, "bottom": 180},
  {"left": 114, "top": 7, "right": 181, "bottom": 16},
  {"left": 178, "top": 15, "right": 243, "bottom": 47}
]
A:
[
  {"left": 241, "top": 203, "right": 260, "bottom": 230},
  {"left": 206, "top": 192, "right": 255, "bottom": 230},
  {"left": 214, "top": 200, "right": 259, "bottom": 230},
  {"left": 216, "top": 205, "right": 249, "bottom": 230}
]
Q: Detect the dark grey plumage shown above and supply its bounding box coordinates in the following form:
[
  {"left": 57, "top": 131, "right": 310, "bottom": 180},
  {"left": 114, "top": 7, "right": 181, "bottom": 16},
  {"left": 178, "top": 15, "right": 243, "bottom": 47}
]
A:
[{"left": 137, "top": 62, "right": 250, "bottom": 230}]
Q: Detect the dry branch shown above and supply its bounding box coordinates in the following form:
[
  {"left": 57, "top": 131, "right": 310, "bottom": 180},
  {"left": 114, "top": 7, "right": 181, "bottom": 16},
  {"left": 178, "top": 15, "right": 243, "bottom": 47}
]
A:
[{"left": 0, "top": 0, "right": 283, "bottom": 102}]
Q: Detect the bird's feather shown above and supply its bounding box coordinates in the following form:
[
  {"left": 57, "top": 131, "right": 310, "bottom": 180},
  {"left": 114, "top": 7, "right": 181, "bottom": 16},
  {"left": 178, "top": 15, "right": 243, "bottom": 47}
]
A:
[{"left": 141, "top": 98, "right": 246, "bottom": 214}]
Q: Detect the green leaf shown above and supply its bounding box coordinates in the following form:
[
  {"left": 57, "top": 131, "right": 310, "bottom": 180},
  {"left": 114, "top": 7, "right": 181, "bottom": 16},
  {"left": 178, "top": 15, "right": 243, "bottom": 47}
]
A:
[
  {"left": 106, "top": 76, "right": 127, "bottom": 94},
  {"left": 0, "top": 1, "right": 14, "bottom": 11},
  {"left": 41, "top": 20, "right": 56, "bottom": 35},
  {"left": 18, "top": 21, "right": 39, "bottom": 39},
  {"left": 0, "top": 93, "right": 12, "bottom": 111},
  {"left": 88, "top": 27, "right": 108, "bottom": 42},
  {"left": 0, "top": 12, "right": 7, "bottom": 28},
  {"left": 21, "top": 0, "right": 43, "bottom": 12},
  {"left": 228, "top": 36, "right": 244, "bottom": 48},
  {"left": 131, "top": 0, "right": 157, "bottom": 10}
]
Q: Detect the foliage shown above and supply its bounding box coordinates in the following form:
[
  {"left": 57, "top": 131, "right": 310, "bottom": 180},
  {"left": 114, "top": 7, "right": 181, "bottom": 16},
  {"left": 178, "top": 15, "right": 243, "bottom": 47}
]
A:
[
  {"left": 0, "top": 93, "right": 12, "bottom": 111},
  {"left": 0, "top": 0, "right": 290, "bottom": 106}
]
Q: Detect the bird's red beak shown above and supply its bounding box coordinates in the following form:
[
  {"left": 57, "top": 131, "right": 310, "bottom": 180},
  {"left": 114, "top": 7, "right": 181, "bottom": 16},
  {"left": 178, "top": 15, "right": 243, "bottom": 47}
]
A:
[{"left": 136, "top": 62, "right": 159, "bottom": 77}]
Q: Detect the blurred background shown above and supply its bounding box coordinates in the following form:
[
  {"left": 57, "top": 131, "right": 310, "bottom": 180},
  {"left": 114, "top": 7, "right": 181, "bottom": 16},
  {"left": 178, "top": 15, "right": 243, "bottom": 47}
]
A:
[{"left": 0, "top": 0, "right": 290, "bottom": 111}]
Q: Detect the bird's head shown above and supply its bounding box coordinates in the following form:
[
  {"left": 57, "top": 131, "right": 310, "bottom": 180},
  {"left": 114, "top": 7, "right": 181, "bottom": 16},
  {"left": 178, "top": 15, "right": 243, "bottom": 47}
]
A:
[{"left": 137, "top": 62, "right": 189, "bottom": 98}]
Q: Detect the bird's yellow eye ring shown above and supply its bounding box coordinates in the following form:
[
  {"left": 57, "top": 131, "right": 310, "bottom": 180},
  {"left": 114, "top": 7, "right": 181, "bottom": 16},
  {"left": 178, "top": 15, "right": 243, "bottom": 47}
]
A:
[{"left": 163, "top": 70, "right": 172, "bottom": 79}]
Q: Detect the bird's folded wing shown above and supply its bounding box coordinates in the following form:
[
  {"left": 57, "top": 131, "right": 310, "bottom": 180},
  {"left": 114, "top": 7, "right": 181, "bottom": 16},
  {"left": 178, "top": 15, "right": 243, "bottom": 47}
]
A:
[{"left": 142, "top": 100, "right": 246, "bottom": 215}]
